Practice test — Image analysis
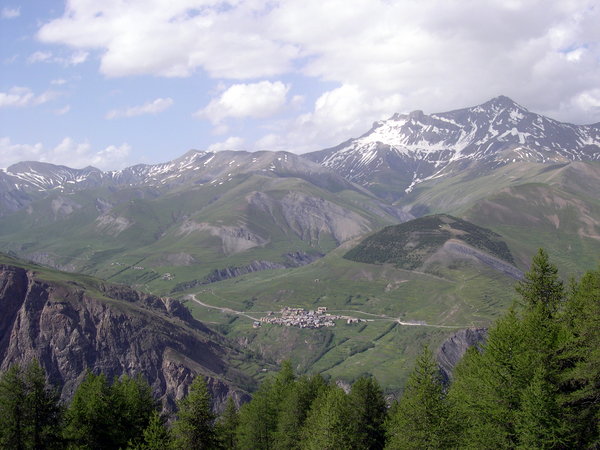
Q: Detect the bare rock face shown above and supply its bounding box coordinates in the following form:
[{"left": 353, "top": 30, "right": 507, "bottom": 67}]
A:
[
  {"left": 436, "top": 327, "right": 487, "bottom": 384},
  {"left": 0, "top": 263, "right": 254, "bottom": 413}
]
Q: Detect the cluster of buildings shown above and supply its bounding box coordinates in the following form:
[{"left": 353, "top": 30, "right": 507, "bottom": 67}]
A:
[{"left": 256, "top": 306, "right": 364, "bottom": 329}]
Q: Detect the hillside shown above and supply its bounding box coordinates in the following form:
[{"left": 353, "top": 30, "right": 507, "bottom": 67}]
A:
[
  {"left": 0, "top": 253, "right": 264, "bottom": 411},
  {"left": 344, "top": 214, "right": 517, "bottom": 273}
]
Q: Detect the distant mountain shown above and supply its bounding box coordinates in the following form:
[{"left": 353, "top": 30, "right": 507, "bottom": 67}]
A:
[
  {"left": 306, "top": 96, "right": 600, "bottom": 201},
  {"left": 0, "top": 150, "right": 364, "bottom": 215},
  {"left": 0, "top": 150, "right": 408, "bottom": 291}
]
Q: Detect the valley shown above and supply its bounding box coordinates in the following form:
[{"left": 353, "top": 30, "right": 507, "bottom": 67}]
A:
[{"left": 1, "top": 96, "right": 599, "bottom": 404}]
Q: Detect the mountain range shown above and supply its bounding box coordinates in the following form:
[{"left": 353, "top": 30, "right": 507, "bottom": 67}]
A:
[{"left": 0, "top": 95, "right": 599, "bottom": 401}]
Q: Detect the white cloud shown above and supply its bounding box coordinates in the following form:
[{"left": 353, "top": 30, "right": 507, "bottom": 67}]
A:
[
  {"left": 196, "top": 81, "right": 289, "bottom": 124},
  {"left": 34, "top": 0, "right": 600, "bottom": 149},
  {"left": 28, "top": 51, "right": 52, "bottom": 63},
  {"left": 0, "top": 87, "right": 58, "bottom": 108},
  {"left": 27, "top": 50, "right": 89, "bottom": 66},
  {"left": 106, "top": 98, "right": 174, "bottom": 119},
  {"left": 0, "top": 137, "right": 131, "bottom": 170},
  {"left": 51, "top": 78, "right": 68, "bottom": 86},
  {"left": 207, "top": 136, "right": 245, "bottom": 152},
  {"left": 54, "top": 105, "right": 71, "bottom": 115},
  {"left": 1, "top": 7, "right": 19, "bottom": 19},
  {"left": 255, "top": 84, "right": 405, "bottom": 152}
]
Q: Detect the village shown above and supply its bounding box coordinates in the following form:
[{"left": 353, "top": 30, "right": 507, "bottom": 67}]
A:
[{"left": 256, "top": 306, "right": 365, "bottom": 329}]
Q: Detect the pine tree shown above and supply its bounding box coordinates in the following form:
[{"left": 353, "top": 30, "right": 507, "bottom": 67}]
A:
[
  {"left": 216, "top": 397, "right": 239, "bottom": 450},
  {"left": 237, "top": 362, "right": 296, "bottom": 450},
  {"left": 139, "top": 410, "right": 173, "bottom": 450},
  {"left": 0, "top": 365, "right": 27, "bottom": 450},
  {"left": 348, "top": 376, "right": 386, "bottom": 450},
  {"left": 516, "top": 366, "right": 568, "bottom": 448},
  {"left": 274, "top": 374, "right": 329, "bottom": 450},
  {"left": 172, "top": 375, "right": 218, "bottom": 450},
  {"left": 301, "top": 386, "right": 359, "bottom": 450},
  {"left": 63, "top": 372, "right": 117, "bottom": 449},
  {"left": 0, "top": 362, "right": 63, "bottom": 450},
  {"left": 111, "top": 374, "right": 157, "bottom": 448},
  {"left": 386, "top": 347, "right": 449, "bottom": 449},
  {"left": 516, "top": 248, "right": 564, "bottom": 315},
  {"left": 560, "top": 267, "right": 600, "bottom": 447},
  {"left": 23, "top": 361, "right": 63, "bottom": 449}
]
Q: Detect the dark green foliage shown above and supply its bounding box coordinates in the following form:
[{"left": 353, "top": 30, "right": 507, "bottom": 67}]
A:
[
  {"left": 236, "top": 361, "right": 296, "bottom": 450},
  {"left": 274, "top": 374, "right": 330, "bottom": 450},
  {"left": 300, "top": 386, "right": 360, "bottom": 450},
  {"left": 216, "top": 397, "right": 239, "bottom": 450},
  {"left": 64, "top": 372, "right": 156, "bottom": 449},
  {"left": 344, "top": 214, "right": 514, "bottom": 269},
  {"left": 137, "top": 410, "right": 173, "bottom": 450},
  {"left": 0, "top": 361, "right": 63, "bottom": 450},
  {"left": 348, "top": 376, "right": 386, "bottom": 450},
  {"left": 172, "top": 376, "right": 218, "bottom": 450},
  {"left": 386, "top": 347, "right": 450, "bottom": 449},
  {"left": 560, "top": 267, "right": 600, "bottom": 447}
]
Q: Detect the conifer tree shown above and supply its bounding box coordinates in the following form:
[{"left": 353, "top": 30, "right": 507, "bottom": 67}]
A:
[
  {"left": 274, "top": 374, "right": 329, "bottom": 450},
  {"left": 63, "top": 372, "right": 117, "bottom": 449},
  {"left": 386, "top": 347, "right": 449, "bottom": 449},
  {"left": 111, "top": 374, "right": 157, "bottom": 447},
  {"left": 172, "top": 375, "right": 218, "bottom": 450},
  {"left": 515, "top": 366, "right": 568, "bottom": 448},
  {"left": 348, "top": 376, "right": 386, "bottom": 450},
  {"left": 301, "top": 386, "right": 359, "bottom": 450},
  {"left": 237, "top": 361, "right": 296, "bottom": 449},
  {"left": 23, "top": 361, "right": 63, "bottom": 449},
  {"left": 560, "top": 267, "right": 600, "bottom": 447},
  {"left": 0, "top": 365, "right": 27, "bottom": 450},
  {"left": 0, "top": 362, "right": 63, "bottom": 450},
  {"left": 138, "top": 410, "right": 173, "bottom": 450},
  {"left": 216, "top": 396, "right": 239, "bottom": 450}
]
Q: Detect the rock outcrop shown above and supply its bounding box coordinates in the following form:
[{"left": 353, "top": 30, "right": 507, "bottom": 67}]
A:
[
  {"left": 0, "top": 261, "right": 256, "bottom": 412},
  {"left": 436, "top": 327, "right": 487, "bottom": 384}
]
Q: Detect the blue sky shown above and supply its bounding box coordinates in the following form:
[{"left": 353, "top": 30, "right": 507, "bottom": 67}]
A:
[{"left": 1, "top": 0, "right": 599, "bottom": 170}]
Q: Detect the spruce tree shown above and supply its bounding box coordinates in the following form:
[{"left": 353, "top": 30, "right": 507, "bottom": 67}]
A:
[
  {"left": 172, "top": 375, "right": 218, "bottom": 450},
  {"left": 386, "top": 347, "right": 449, "bottom": 449}
]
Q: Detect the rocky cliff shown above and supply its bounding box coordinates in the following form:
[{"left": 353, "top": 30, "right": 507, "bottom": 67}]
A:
[
  {"left": 436, "top": 327, "right": 487, "bottom": 383},
  {"left": 0, "top": 257, "right": 258, "bottom": 412}
]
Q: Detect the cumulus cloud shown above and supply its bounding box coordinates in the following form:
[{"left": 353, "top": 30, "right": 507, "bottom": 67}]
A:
[
  {"left": 35, "top": 0, "right": 600, "bottom": 149},
  {"left": 255, "top": 84, "right": 404, "bottom": 152},
  {"left": 1, "top": 7, "right": 19, "bottom": 19},
  {"left": 195, "top": 81, "right": 289, "bottom": 124},
  {"left": 106, "top": 98, "right": 174, "bottom": 119},
  {"left": 0, "top": 137, "right": 131, "bottom": 170},
  {"left": 0, "top": 87, "right": 58, "bottom": 108},
  {"left": 207, "top": 136, "right": 245, "bottom": 152}
]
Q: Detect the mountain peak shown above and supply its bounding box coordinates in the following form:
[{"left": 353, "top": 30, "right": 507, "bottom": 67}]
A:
[{"left": 481, "top": 95, "right": 526, "bottom": 111}]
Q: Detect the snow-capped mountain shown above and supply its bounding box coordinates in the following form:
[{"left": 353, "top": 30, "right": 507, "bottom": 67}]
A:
[
  {"left": 0, "top": 150, "right": 360, "bottom": 215},
  {"left": 305, "top": 96, "right": 600, "bottom": 199}
]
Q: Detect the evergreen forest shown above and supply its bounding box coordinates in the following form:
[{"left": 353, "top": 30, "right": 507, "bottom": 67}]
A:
[{"left": 1, "top": 249, "right": 598, "bottom": 449}]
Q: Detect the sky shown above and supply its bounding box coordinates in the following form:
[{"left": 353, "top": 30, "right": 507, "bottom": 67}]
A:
[{"left": 1, "top": 0, "right": 599, "bottom": 170}]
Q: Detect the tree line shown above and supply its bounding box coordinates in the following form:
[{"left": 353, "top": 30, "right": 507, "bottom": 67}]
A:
[{"left": 1, "top": 249, "right": 598, "bottom": 449}]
